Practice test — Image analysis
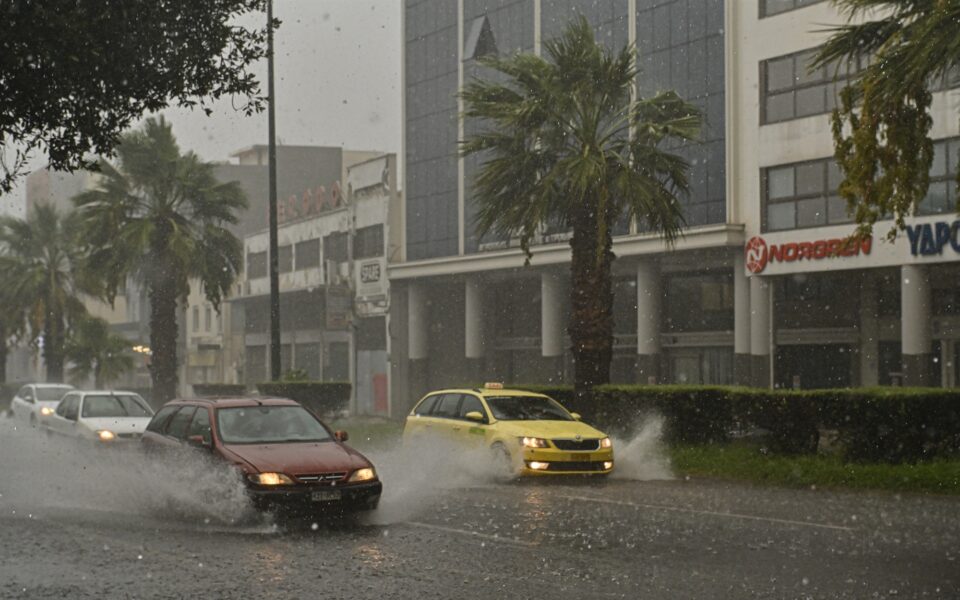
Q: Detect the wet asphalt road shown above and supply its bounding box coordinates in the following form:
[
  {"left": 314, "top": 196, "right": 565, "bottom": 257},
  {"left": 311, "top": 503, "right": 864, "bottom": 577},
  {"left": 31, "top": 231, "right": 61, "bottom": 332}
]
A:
[{"left": 1, "top": 474, "right": 958, "bottom": 599}]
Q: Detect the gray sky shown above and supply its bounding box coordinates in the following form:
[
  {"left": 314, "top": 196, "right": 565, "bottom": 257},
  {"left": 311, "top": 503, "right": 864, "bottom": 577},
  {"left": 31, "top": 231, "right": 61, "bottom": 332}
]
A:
[{"left": 2, "top": 0, "right": 401, "bottom": 216}]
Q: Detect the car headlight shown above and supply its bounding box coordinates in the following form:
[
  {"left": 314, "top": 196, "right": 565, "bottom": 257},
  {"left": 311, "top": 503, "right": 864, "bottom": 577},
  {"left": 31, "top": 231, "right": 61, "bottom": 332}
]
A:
[
  {"left": 97, "top": 430, "right": 116, "bottom": 442},
  {"left": 520, "top": 437, "right": 548, "bottom": 448},
  {"left": 39, "top": 407, "right": 55, "bottom": 416},
  {"left": 248, "top": 472, "right": 294, "bottom": 486},
  {"left": 600, "top": 437, "right": 612, "bottom": 449},
  {"left": 348, "top": 467, "right": 376, "bottom": 482}
]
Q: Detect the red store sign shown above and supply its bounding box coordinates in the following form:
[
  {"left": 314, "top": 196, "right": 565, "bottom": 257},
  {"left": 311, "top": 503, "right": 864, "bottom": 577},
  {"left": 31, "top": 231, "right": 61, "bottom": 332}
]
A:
[{"left": 745, "top": 235, "right": 872, "bottom": 274}]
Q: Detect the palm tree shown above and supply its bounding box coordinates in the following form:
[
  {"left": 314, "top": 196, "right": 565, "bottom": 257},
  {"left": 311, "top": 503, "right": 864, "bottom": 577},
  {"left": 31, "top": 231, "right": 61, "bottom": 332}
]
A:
[
  {"left": 74, "top": 116, "right": 246, "bottom": 403},
  {"left": 461, "top": 18, "right": 700, "bottom": 394},
  {"left": 813, "top": 0, "right": 960, "bottom": 237},
  {"left": 65, "top": 316, "right": 135, "bottom": 388},
  {"left": 0, "top": 205, "right": 89, "bottom": 382}
]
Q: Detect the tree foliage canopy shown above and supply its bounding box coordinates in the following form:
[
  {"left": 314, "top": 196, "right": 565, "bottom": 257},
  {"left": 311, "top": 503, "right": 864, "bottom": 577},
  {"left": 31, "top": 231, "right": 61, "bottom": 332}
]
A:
[
  {"left": 66, "top": 316, "right": 135, "bottom": 388},
  {"left": 0, "top": 0, "right": 273, "bottom": 195},
  {"left": 813, "top": 0, "right": 960, "bottom": 238}
]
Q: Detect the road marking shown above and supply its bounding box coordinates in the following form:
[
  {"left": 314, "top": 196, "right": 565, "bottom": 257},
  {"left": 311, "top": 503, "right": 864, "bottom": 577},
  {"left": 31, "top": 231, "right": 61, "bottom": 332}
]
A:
[
  {"left": 556, "top": 494, "right": 855, "bottom": 532},
  {"left": 406, "top": 521, "right": 538, "bottom": 547}
]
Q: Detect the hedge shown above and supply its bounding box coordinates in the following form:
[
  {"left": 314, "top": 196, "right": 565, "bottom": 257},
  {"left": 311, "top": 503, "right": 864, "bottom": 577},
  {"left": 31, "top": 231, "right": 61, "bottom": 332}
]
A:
[
  {"left": 257, "top": 381, "right": 351, "bottom": 418},
  {"left": 193, "top": 383, "right": 247, "bottom": 397},
  {"left": 511, "top": 384, "right": 960, "bottom": 463}
]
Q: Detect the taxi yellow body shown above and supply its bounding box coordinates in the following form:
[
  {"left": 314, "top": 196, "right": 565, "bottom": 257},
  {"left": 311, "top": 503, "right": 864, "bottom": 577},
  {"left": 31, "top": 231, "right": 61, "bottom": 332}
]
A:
[{"left": 402, "top": 385, "right": 614, "bottom": 476}]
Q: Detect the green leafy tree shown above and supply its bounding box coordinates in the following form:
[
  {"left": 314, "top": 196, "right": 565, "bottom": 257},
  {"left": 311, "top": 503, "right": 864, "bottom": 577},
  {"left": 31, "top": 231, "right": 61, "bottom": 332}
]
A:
[
  {"left": 0, "top": 205, "right": 90, "bottom": 382},
  {"left": 0, "top": 0, "right": 275, "bottom": 195},
  {"left": 813, "top": 0, "right": 960, "bottom": 238},
  {"left": 66, "top": 316, "right": 135, "bottom": 388},
  {"left": 461, "top": 18, "right": 700, "bottom": 394},
  {"left": 74, "top": 116, "right": 247, "bottom": 403}
]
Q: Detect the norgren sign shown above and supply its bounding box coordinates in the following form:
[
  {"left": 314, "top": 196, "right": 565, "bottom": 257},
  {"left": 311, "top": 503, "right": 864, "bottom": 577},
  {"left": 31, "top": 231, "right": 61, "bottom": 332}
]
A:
[{"left": 745, "top": 235, "right": 873, "bottom": 274}]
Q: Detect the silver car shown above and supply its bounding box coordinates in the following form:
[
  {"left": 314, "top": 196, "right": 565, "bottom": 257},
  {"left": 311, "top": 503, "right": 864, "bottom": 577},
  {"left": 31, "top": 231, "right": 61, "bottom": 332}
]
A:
[{"left": 43, "top": 391, "right": 155, "bottom": 443}]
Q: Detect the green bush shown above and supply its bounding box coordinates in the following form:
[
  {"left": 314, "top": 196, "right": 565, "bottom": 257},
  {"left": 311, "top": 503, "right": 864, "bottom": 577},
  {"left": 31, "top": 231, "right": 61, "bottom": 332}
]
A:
[
  {"left": 192, "top": 383, "right": 247, "bottom": 397},
  {"left": 257, "top": 381, "right": 351, "bottom": 418},
  {"left": 509, "top": 383, "right": 960, "bottom": 463}
]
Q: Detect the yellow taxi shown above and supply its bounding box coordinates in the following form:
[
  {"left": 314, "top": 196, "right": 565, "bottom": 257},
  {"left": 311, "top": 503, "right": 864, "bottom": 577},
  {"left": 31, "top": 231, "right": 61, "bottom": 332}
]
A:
[{"left": 402, "top": 383, "right": 613, "bottom": 476}]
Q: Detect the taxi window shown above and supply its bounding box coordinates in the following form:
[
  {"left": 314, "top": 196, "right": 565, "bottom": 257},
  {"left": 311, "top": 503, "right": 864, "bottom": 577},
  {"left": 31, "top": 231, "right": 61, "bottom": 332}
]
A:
[
  {"left": 413, "top": 394, "right": 440, "bottom": 416},
  {"left": 165, "top": 406, "right": 197, "bottom": 440},
  {"left": 458, "top": 395, "right": 486, "bottom": 421},
  {"left": 432, "top": 394, "right": 461, "bottom": 418}
]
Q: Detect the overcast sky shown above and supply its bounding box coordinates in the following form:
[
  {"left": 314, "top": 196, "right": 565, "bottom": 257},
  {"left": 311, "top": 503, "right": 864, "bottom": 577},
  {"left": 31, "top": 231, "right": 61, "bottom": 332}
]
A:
[{"left": 2, "top": 0, "right": 401, "bottom": 217}]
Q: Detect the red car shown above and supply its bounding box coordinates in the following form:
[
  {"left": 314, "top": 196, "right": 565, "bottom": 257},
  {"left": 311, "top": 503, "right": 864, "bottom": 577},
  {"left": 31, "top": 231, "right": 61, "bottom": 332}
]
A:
[{"left": 141, "top": 397, "right": 381, "bottom": 514}]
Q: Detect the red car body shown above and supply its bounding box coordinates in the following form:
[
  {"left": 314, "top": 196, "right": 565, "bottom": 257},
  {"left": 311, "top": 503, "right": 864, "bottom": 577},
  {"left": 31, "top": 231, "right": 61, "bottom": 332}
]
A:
[{"left": 141, "top": 397, "right": 381, "bottom": 514}]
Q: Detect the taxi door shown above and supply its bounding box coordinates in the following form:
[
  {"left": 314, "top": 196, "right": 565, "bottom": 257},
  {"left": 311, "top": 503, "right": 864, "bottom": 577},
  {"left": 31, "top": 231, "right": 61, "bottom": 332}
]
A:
[
  {"left": 427, "top": 393, "right": 465, "bottom": 443},
  {"left": 403, "top": 393, "right": 445, "bottom": 442},
  {"left": 452, "top": 393, "right": 490, "bottom": 450}
]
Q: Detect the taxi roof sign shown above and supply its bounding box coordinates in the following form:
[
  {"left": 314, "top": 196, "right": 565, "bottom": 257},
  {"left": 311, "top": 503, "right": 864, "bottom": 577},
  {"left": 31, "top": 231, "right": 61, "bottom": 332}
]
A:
[{"left": 483, "top": 382, "right": 504, "bottom": 389}]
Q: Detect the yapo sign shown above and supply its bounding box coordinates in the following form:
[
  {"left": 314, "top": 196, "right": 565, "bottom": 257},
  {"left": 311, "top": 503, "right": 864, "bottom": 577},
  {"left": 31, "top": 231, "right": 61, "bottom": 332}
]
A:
[
  {"left": 905, "top": 220, "right": 960, "bottom": 257},
  {"left": 745, "top": 235, "right": 873, "bottom": 274}
]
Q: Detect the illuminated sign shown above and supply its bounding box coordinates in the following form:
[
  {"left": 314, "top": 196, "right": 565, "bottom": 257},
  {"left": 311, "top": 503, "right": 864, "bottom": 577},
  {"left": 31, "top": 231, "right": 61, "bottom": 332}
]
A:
[{"left": 745, "top": 235, "right": 872, "bottom": 274}]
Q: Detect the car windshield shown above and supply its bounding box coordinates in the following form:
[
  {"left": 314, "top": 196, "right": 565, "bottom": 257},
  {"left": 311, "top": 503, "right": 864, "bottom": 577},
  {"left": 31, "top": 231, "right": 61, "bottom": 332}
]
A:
[
  {"left": 216, "top": 406, "right": 332, "bottom": 444},
  {"left": 81, "top": 395, "right": 153, "bottom": 419},
  {"left": 35, "top": 387, "right": 72, "bottom": 402},
  {"left": 485, "top": 396, "right": 573, "bottom": 421}
]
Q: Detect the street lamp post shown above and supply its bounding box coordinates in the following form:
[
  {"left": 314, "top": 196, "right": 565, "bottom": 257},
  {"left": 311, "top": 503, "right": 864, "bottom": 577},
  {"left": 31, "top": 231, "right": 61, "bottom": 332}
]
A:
[{"left": 267, "top": 0, "right": 281, "bottom": 381}]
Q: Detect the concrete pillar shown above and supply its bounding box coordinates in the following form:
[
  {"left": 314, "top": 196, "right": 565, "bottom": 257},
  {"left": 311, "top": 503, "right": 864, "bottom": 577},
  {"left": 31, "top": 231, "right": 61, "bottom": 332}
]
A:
[
  {"left": 733, "top": 251, "right": 752, "bottom": 385},
  {"left": 408, "top": 283, "right": 428, "bottom": 360},
  {"left": 749, "top": 276, "right": 772, "bottom": 388},
  {"left": 465, "top": 277, "right": 486, "bottom": 359},
  {"left": 901, "top": 265, "right": 934, "bottom": 386},
  {"left": 541, "top": 273, "right": 564, "bottom": 357},
  {"left": 636, "top": 261, "right": 661, "bottom": 383},
  {"left": 859, "top": 272, "right": 880, "bottom": 387}
]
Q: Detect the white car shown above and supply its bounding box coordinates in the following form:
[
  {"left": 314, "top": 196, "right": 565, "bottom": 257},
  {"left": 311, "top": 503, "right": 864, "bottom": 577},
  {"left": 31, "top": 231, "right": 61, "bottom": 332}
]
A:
[
  {"left": 9, "top": 383, "right": 75, "bottom": 427},
  {"left": 43, "top": 390, "right": 155, "bottom": 443}
]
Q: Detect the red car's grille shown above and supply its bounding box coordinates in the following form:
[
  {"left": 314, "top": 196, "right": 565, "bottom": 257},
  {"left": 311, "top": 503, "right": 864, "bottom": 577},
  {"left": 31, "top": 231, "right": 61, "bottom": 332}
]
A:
[{"left": 294, "top": 472, "right": 347, "bottom": 485}]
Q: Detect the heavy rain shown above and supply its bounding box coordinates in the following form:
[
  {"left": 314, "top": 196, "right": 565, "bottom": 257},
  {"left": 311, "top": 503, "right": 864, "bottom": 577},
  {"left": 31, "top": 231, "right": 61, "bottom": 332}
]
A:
[{"left": 1, "top": 1, "right": 959, "bottom": 598}]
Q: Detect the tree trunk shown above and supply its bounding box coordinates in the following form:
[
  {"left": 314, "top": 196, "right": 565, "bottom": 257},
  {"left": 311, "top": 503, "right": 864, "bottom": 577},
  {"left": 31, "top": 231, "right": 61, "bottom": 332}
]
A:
[
  {"left": 149, "top": 278, "right": 179, "bottom": 404},
  {"left": 568, "top": 206, "right": 615, "bottom": 400},
  {"left": 43, "top": 310, "right": 65, "bottom": 383}
]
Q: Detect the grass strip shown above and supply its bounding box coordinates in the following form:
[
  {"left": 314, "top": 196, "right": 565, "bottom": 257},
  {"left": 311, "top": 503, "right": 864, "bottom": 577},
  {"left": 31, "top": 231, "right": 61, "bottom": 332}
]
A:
[{"left": 671, "top": 443, "right": 960, "bottom": 495}]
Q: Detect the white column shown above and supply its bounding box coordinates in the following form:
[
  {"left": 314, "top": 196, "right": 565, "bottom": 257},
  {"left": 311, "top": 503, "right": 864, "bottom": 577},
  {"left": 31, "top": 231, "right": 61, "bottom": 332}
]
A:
[
  {"left": 636, "top": 261, "right": 661, "bottom": 356},
  {"left": 408, "top": 283, "right": 428, "bottom": 360},
  {"left": 541, "top": 273, "right": 564, "bottom": 357},
  {"left": 901, "top": 265, "right": 931, "bottom": 355},
  {"left": 733, "top": 252, "right": 751, "bottom": 356},
  {"left": 749, "top": 276, "right": 771, "bottom": 357},
  {"left": 465, "top": 277, "right": 485, "bottom": 359}
]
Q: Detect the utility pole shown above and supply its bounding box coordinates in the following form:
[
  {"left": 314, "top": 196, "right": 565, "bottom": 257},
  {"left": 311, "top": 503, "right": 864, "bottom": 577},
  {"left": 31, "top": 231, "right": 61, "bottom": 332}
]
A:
[{"left": 267, "top": 0, "right": 281, "bottom": 381}]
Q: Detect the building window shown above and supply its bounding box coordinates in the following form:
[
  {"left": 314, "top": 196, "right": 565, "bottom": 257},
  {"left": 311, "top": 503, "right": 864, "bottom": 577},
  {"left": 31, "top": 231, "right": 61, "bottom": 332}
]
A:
[
  {"left": 192, "top": 306, "right": 200, "bottom": 332},
  {"left": 204, "top": 306, "right": 212, "bottom": 332},
  {"left": 294, "top": 238, "right": 320, "bottom": 270},
  {"left": 918, "top": 138, "right": 960, "bottom": 215},
  {"left": 761, "top": 48, "right": 866, "bottom": 124},
  {"left": 665, "top": 272, "right": 734, "bottom": 332},
  {"left": 353, "top": 225, "right": 384, "bottom": 259},
  {"left": 324, "top": 232, "right": 349, "bottom": 263},
  {"left": 278, "top": 245, "right": 293, "bottom": 273},
  {"left": 762, "top": 158, "right": 850, "bottom": 231},
  {"left": 760, "top": 0, "right": 824, "bottom": 19},
  {"left": 247, "top": 251, "right": 267, "bottom": 279},
  {"left": 763, "top": 137, "right": 960, "bottom": 231}
]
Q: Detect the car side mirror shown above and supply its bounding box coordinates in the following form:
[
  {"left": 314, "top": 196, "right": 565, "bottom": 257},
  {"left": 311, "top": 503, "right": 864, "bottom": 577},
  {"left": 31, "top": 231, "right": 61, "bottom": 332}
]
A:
[
  {"left": 570, "top": 412, "right": 582, "bottom": 421},
  {"left": 334, "top": 430, "right": 349, "bottom": 442},
  {"left": 464, "top": 411, "right": 485, "bottom": 422},
  {"left": 187, "top": 435, "right": 210, "bottom": 449}
]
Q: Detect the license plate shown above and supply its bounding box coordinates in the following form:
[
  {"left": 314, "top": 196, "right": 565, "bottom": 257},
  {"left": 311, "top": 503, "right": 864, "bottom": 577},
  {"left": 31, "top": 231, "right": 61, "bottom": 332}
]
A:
[{"left": 311, "top": 490, "right": 342, "bottom": 502}]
